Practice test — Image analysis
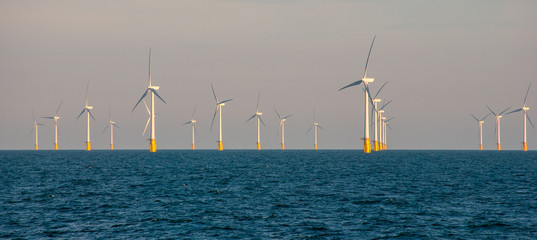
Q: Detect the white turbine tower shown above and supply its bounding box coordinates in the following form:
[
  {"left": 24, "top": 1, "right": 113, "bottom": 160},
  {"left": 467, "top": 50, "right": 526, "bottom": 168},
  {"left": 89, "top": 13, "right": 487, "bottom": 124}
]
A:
[
  {"left": 339, "top": 36, "right": 377, "bottom": 153},
  {"left": 42, "top": 101, "right": 62, "bottom": 150},
  {"left": 210, "top": 83, "right": 233, "bottom": 151},
  {"left": 471, "top": 113, "right": 491, "bottom": 150},
  {"left": 30, "top": 110, "right": 44, "bottom": 150},
  {"left": 132, "top": 49, "right": 167, "bottom": 152},
  {"left": 487, "top": 106, "right": 511, "bottom": 151},
  {"left": 103, "top": 108, "right": 119, "bottom": 150},
  {"left": 370, "top": 82, "right": 387, "bottom": 151},
  {"left": 76, "top": 82, "right": 95, "bottom": 151},
  {"left": 183, "top": 105, "right": 198, "bottom": 150},
  {"left": 275, "top": 109, "right": 292, "bottom": 150},
  {"left": 506, "top": 84, "right": 534, "bottom": 151},
  {"left": 246, "top": 92, "right": 265, "bottom": 150},
  {"left": 383, "top": 117, "right": 394, "bottom": 149},
  {"left": 307, "top": 110, "right": 323, "bottom": 150}
]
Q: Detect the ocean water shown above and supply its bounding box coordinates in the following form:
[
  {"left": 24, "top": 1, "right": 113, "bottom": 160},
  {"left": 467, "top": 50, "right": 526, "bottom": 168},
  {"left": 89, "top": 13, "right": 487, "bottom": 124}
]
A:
[{"left": 1, "top": 150, "right": 537, "bottom": 239}]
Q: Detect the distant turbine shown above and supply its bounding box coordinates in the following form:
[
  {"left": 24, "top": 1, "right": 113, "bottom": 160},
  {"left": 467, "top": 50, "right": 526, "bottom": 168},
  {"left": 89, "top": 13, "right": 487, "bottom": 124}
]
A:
[
  {"left": 371, "top": 82, "right": 387, "bottom": 151},
  {"left": 487, "top": 106, "right": 511, "bottom": 151},
  {"left": 471, "top": 113, "right": 491, "bottom": 150},
  {"left": 506, "top": 84, "right": 534, "bottom": 151},
  {"left": 183, "top": 105, "right": 198, "bottom": 150},
  {"left": 377, "top": 99, "right": 392, "bottom": 150},
  {"left": 275, "top": 108, "right": 292, "bottom": 150},
  {"left": 383, "top": 117, "right": 394, "bottom": 150},
  {"left": 307, "top": 110, "right": 323, "bottom": 150},
  {"left": 246, "top": 92, "right": 265, "bottom": 150},
  {"left": 132, "top": 49, "right": 167, "bottom": 152},
  {"left": 339, "top": 36, "right": 377, "bottom": 153},
  {"left": 42, "top": 101, "right": 63, "bottom": 150},
  {"left": 76, "top": 82, "right": 95, "bottom": 151},
  {"left": 103, "top": 108, "right": 119, "bottom": 150},
  {"left": 30, "top": 110, "right": 44, "bottom": 150},
  {"left": 210, "top": 83, "right": 233, "bottom": 151}
]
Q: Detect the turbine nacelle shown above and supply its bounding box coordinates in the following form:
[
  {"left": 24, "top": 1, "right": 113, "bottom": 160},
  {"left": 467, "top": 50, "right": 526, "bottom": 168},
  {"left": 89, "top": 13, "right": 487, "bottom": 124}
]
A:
[
  {"left": 362, "top": 77, "right": 374, "bottom": 84},
  {"left": 54, "top": 116, "right": 60, "bottom": 120},
  {"left": 191, "top": 119, "right": 197, "bottom": 124},
  {"left": 378, "top": 110, "right": 385, "bottom": 114},
  {"left": 149, "top": 85, "right": 160, "bottom": 91},
  {"left": 373, "top": 98, "right": 381, "bottom": 103},
  {"left": 256, "top": 112, "right": 262, "bottom": 116},
  {"left": 523, "top": 106, "right": 530, "bottom": 111},
  {"left": 86, "top": 106, "right": 94, "bottom": 110}
]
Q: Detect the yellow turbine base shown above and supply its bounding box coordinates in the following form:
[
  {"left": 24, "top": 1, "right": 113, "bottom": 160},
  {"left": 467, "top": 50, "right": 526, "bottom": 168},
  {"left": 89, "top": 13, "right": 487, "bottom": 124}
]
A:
[
  {"left": 35, "top": 144, "right": 38, "bottom": 150},
  {"left": 110, "top": 144, "right": 114, "bottom": 150},
  {"left": 192, "top": 143, "right": 195, "bottom": 150},
  {"left": 281, "top": 143, "right": 285, "bottom": 150},
  {"left": 374, "top": 141, "right": 379, "bottom": 151},
  {"left": 364, "top": 138, "right": 371, "bottom": 153},
  {"left": 86, "top": 142, "right": 91, "bottom": 151},
  {"left": 150, "top": 139, "right": 157, "bottom": 152},
  {"left": 379, "top": 143, "right": 383, "bottom": 151},
  {"left": 523, "top": 142, "right": 527, "bottom": 151},
  {"left": 497, "top": 143, "right": 501, "bottom": 151},
  {"left": 55, "top": 143, "right": 58, "bottom": 150},
  {"left": 479, "top": 144, "right": 483, "bottom": 150},
  {"left": 218, "top": 141, "right": 223, "bottom": 151},
  {"left": 314, "top": 144, "right": 318, "bottom": 150},
  {"left": 257, "top": 142, "right": 261, "bottom": 150},
  {"left": 384, "top": 144, "right": 387, "bottom": 150}
]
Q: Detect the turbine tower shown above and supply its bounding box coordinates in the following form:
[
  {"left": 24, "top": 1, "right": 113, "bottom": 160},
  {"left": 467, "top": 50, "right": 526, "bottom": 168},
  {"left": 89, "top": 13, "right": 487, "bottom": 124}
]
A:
[
  {"left": 183, "top": 105, "right": 198, "bottom": 150},
  {"left": 307, "top": 110, "right": 323, "bottom": 150},
  {"left": 377, "top": 99, "right": 392, "bottom": 150},
  {"left": 76, "top": 82, "right": 95, "bottom": 151},
  {"left": 275, "top": 108, "right": 292, "bottom": 150},
  {"left": 211, "top": 83, "right": 233, "bottom": 151},
  {"left": 383, "top": 117, "right": 393, "bottom": 150},
  {"left": 506, "top": 84, "right": 534, "bottom": 151},
  {"left": 246, "top": 92, "right": 265, "bottom": 150},
  {"left": 103, "top": 108, "right": 119, "bottom": 150},
  {"left": 132, "top": 49, "right": 167, "bottom": 152},
  {"left": 471, "top": 113, "right": 490, "bottom": 150},
  {"left": 30, "top": 110, "right": 44, "bottom": 150},
  {"left": 371, "top": 82, "right": 387, "bottom": 151},
  {"left": 487, "top": 106, "right": 511, "bottom": 151},
  {"left": 42, "top": 101, "right": 62, "bottom": 150},
  {"left": 339, "top": 36, "right": 377, "bottom": 153}
]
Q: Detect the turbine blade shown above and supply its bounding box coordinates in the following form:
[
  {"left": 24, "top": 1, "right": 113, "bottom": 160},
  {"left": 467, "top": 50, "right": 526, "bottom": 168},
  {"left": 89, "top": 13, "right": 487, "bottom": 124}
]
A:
[
  {"left": 210, "top": 107, "right": 217, "bottom": 131},
  {"left": 55, "top": 101, "right": 63, "bottom": 116},
  {"left": 380, "top": 99, "right": 392, "bottom": 110},
  {"left": 246, "top": 114, "right": 256, "bottom": 123},
  {"left": 32, "top": 110, "right": 35, "bottom": 122},
  {"left": 220, "top": 99, "right": 233, "bottom": 104},
  {"left": 143, "top": 117, "right": 150, "bottom": 136},
  {"left": 481, "top": 112, "right": 492, "bottom": 121},
  {"left": 76, "top": 109, "right": 86, "bottom": 120},
  {"left": 338, "top": 80, "right": 362, "bottom": 91},
  {"left": 524, "top": 83, "right": 531, "bottom": 106},
  {"left": 192, "top": 104, "right": 197, "bottom": 119},
  {"left": 471, "top": 114, "right": 479, "bottom": 122},
  {"left": 506, "top": 108, "right": 522, "bottom": 115},
  {"left": 387, "top": 123, "right": 393, "bottom": 130},
  {"left": 283, "top": 114, "right": 293, "bottom": 119},
  {"left": 374, "top": 81, "right": 388, "bottom": 99},
  {"left": 150, "top": 89, "right": 167, "bottom": 104},
  {"left": 386, "top": 117, "right": 394, "bottom": 122},
  {"left": 132, "top": 90, "right": 149, "bottom": 112},
  {"left": 363, "top": 35, "right": 376, "bottom": 78},
  {"left": 364, "top": 85, "right": 376, "bottom": 112},
  {"left": 274, "top": 108, "right": 282, "bottom": 119},
  {"left": 486, "top": 105, "right": 497, "bottom": 116},
  {"left": 113, "top": 123, "right": 119, "bottom": 128},
  {"left": 527, "top": 114, "right": 535, "bottom": 128},
  {"left": 259, "top": 116, "right": 266, "bottom": 127},
  {"left": 42, "top": 117, "right": 54, "bottom": 119},
  {"left": 183, "top": 121, "right": 192, "bottom": 126},
  {"left": 499, "top": 107, "right": 511, "bottom": 116},
  {"left": 317, "top": 125, "right": 324, "bottom": 130},
  {"left": 306, "top": 125, "right": 313, "bottom": 134},
  {"left": 29, "top": 126, "right": 34, "bottom": 137},
  {"left": 194, "top": 125, "right": 199, "bottom": 136},
  {"left": 256, "top": 91, "right": 261, "bottom": 112},
  {"left": 211, "top": 82, "right": 218, "bottom": 102},
  {"left": 143, "top": 100, "right": 150, "bottom": 115},
  {"left": 103, "top": 125, "right": 109, "bottom": 133},
  {"left": 148, "top": 48, "right": 152, "bottom": 85},
  {"left": 88, "top": 109, "right": 96, "bottom": 121},
  {"left": 85, "top": 81, "right": 89, "bottom": 106}
]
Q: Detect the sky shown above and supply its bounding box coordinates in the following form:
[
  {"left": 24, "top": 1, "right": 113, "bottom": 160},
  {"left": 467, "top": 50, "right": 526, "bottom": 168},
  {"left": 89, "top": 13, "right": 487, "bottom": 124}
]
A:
[{"left": 1, "top": 0, "right": 537, "bottom": 150}]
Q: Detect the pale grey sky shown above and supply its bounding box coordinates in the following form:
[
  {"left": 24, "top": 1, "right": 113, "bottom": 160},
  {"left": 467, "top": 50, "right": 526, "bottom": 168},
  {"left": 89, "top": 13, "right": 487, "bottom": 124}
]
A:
[{"left": 1, "top": 0, "right": 536, "bottom": 150}]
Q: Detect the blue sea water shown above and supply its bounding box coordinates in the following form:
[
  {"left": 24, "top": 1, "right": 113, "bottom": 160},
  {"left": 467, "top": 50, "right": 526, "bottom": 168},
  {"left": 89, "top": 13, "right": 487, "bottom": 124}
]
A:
[{"left": 1, "top": 150, "right": 537, "bottom": 239}]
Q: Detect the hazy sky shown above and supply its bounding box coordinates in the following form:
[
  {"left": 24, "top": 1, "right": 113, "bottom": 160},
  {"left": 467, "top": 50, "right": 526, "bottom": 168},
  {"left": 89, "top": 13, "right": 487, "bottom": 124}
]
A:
[{"left": 1, "top": 0, "right": 537, "bottom": 150}]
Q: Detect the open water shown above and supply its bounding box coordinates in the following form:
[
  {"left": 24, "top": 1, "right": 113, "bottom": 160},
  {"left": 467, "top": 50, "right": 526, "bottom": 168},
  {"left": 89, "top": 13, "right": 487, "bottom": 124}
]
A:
[{"left": 1, "top": 150, "right": 537, "bottom": 239}]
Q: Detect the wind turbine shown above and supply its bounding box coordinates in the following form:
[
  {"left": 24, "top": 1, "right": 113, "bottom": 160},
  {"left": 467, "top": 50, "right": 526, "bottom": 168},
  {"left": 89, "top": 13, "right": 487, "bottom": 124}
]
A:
[
  {"left": 377, "top": 99, "right": 392, "bottom": 150},
  {"left": 132, "top": 49, "right": 167, "bottom": 152},
  {"left": 383, "top": 117, "right": 394, "bottom": 150},
  {"left": 183, "top": 105, "right": 198, "bottom": 150},
  {"left": 487, "top": 106, "right": 511, "bottom": 151},
  {"left": 210, "top": 83, "right": 233, "bottom": 151},
  {"left": 275, "top": 108, "right": 292, "bottom": 150},
  {"left": 307, "top": 110, "right": 323, "bottom": 150},
  {"left": 471, "top": 113, "right": 491, "bottom": 150},
  {"left": 42, "top": 101, "right": 62, "bottom": 150},
  {"left": 506, "top": 84, "right": 534, "bottom": 151},
  {"left": 103, "top": 108, "right": 119, "bottom": 150},
  {"left": 339, "top": 36, "right": 377, "bottom": 153},
  {"left": 76, "top": 82, "right": 95, "bottom": 151},
  {"left": 30, "top": 110, "right": 44, "bottom": 150},
  {"left": 246, "top": 92, "right": 265, "bottom": 150},
  {"left": 371, "top": 82, "right": 387, "bottom": 151}
]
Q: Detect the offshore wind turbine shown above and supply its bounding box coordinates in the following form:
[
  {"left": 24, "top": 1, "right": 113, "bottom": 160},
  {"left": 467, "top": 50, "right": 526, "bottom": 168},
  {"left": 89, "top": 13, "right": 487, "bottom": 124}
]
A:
[
  {"left": 132, "top": 49, "right": 167, "bottom": 152},
  {"left": 377, "top": 99, "right": 392, "bottom": 150},
  {"left": 183, "top": 105, "right": 198, "bottom": 150},
  {"left": 487, "top": 106, "right": 511, "bottom": 151},
  {"left": 30, "top": 110, "right": 44, "bottom": 150},
  {"left": 371, "top": 82, "right": 387, "bottom": 151},
  {"left": 471, "top": 113, "right": 491, "bottom": 150},
  {"left": 210, "top": 83, "right": 233, "bottom": 151},
  {"left": 42, "top": 101, "right": 62, "bottom": 150},
  {"left": 383, "top": 117, "right": 394, "bottom": 150},
  {"left": 76, "top": 82, "right": 95, "bottom": 151},
  {"left": 246, "top": 92, "right": 265, "bottom": 150},
  {"left": 506, "top": 84, "right": 534, "bottom": 151},
  {"left": 307, "top": 110, "right": 323, "bottom": 150},
  {"left": 339, "top": 36, "right": 377, "bottom": 153},
  {"left": 275, "top": 108, "right": 292, "bottom": 150},
  {"left": 103, "top": 108, "right": 119, "bottom": 150}
]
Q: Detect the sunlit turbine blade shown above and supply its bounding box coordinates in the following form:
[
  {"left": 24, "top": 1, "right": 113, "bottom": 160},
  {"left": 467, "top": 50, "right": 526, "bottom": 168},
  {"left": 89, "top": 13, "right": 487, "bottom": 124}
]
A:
[
  {"left": 471, "top": 114, "right": 479, "bottom": 122},
  {"left": 150, "top": 89, "right": 167, "bottom": 104},
  {"left": 524, "top": 83, "right": 531, "bottom": 106},
  {"left": 142, "top": 100, "right": 150, "bottom": 115},
  {"left": 246, "top": 114, "right": 256, "bottom": 123},
  {"left": 274, "top": 108, "right": 281, "bottom": 119},
  {"left": 259, "top": 116, "right": 266, "bottom": 127},
  {"left": 219, "top": 99, "right": 233, "bottom": 104},
  {"left": 143, "top": 117, "right": 150, "bottom": 136},
  {"left": 486, "top": 105, "right": 497, "bottom": 116},
  {"left": 210, "top": 107, "right": 217, "bottom": 131},
  {"left": 374, "top": 81, "right": 388, "bottom": 99},
  {"left": 338, "top": 80, "right": 363, "bottom": 91},
  {"left": 363, "top": 35, "right": 376, "bottom": 78},
  {"left": 88, "top": 109, "right": 96, "bottom": 120},
  {"left": 506, "top": 108, "right": 522, "bottom": 115},
  {"left": 132, "top": 90, "right": 149, "bottom": 112},
  {"left": 76, "top": 109, "right": 86, "bottom": 120},
  {"left": 211, "top": 82, "right": 218, "bottom": 102},
  {"left": 55, "top": 101, "right": 63, "bottom": 116},
  {"left": 499, "top": 107, "right": 511, "bottom": 116},
  {"left": 527, "top": 114, "right": 535, "bottom": 128}
]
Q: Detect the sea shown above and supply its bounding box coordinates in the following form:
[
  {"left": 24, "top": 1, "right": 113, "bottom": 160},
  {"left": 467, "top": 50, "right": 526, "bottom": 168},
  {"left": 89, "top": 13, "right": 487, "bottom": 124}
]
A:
[{"left": 1, "top": 150, "right": 536, "bottom": 239}]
